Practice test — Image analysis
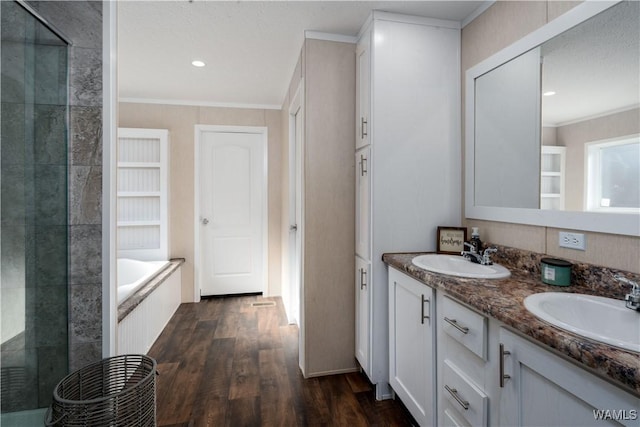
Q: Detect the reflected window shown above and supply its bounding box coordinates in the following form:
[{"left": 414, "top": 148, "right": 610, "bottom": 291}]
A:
[{"left": 586, "top": 136, "right": 640, "bottom": 211}]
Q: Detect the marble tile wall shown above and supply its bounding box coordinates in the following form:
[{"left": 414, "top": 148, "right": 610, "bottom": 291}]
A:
[{"left": 27, "top": 1, "right": 103, "bottom": 373}]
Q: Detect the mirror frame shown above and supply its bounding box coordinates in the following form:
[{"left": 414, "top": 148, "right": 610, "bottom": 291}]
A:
[{"left": 465, "top": 0, "right": 639, "bottom": 237}]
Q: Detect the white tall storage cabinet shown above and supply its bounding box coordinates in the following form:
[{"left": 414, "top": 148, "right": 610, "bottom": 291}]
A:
[{"left": 354, "top": 12, "right": 461, "bottom": 400}]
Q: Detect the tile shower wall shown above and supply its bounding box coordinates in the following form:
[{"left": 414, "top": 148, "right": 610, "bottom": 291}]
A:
[
  {"left": 27, "top": 1, "right": 103, "bottom": 372},
  {"left": 1, "top": 0, "right": 69, "bottom": 410}
]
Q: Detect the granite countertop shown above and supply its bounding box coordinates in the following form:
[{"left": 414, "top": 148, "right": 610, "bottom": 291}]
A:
[
  {"left": 382, "top": 252, "right": 640, "bottom": 396},
  {"left": 117, "top": 258, "right": 185, "bottom": 322}
]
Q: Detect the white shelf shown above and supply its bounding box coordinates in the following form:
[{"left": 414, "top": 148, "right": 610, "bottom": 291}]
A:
[
  {"left": 117, "top": 128, "right": 169, "bottom": 260},
  {"left": 118, "top": 162, "right": 161, "bottom": 168},
  {"left": 117, "top": 192, "right": 161, "bottom": 198},
  {"left": 540, "top": 146, "right": 566, "bottom": 210},
  {"left": 117, "top": 221, "right": 161, "bottom": 227}
]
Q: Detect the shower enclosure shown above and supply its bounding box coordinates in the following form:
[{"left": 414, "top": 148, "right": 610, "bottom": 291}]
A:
[{"left": 1, "top": 1, "right": 70, "bottom": 422}]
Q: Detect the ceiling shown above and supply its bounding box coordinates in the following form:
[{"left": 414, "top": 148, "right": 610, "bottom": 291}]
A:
[
  {"left": 541, "top": 0, "right": 639, "bottom": 126},
  {"left": 117, "top": 1, "right": 487, "bottom": 108}
]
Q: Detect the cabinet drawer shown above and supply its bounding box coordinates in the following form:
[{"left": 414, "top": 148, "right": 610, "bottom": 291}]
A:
[
  {"left": 442, "top": 296, "right": 487, "bottom": 359},
  {"left": 443, "top": 360, "right": 488, "bottom": 427},
  {"left": 442, "top": 408, "right": 470, "bottom": 427}
]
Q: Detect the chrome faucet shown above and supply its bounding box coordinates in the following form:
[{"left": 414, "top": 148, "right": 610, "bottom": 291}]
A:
[
  {"left": 482, "top": 247, "right": 497, "bottom": 266},
  {"left": 461, "top": 242, "right": 482, "bottom": 264},
  {"left": 616, "top": 275, "right": 640, "bottom": 311},
  {"left": 461, "top": 243, "right": 497, "bottom": 266}
]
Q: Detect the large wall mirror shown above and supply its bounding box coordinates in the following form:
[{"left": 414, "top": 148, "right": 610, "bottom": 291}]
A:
[{"left": 465, "top": 1, "right": 639, "bottom": 236}]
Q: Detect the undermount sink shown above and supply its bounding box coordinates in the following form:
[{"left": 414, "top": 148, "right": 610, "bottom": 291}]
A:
[
  {"left": 412, "top": 254, "right": 511, "bottom": 279},
  {"left": 524, "top": 292, "right": 640, "bottom": 353}
]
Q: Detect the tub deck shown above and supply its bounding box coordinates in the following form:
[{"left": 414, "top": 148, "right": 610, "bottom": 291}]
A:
[{"left": 118, "top": 259, "right": 184, "bottom": 322}]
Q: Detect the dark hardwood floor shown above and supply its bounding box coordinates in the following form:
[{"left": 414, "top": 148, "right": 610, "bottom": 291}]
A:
[{"left": 148, "top": 295, "right": 417, "bottom": 426}]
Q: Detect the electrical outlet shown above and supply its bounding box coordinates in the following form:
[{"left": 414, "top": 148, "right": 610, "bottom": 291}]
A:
[{"left": 559, "top": 231, "right": 586, "bottom": 251}]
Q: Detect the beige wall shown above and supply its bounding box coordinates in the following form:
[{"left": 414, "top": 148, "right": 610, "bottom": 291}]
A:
[
  {"left": 558, "top": 108, "right": 640, "bottom": 211},
  {"left": 118, "top": 103, "right": 283, "bottom": 300},
  {"left": 302, "top": 39, "right": 356, "bottom": 376},
  {"left": 280, "top": 39, "right": 357, "bottom": 377},
  {"left": 462, "top": 1, "right": 640, "bottom": 274}
]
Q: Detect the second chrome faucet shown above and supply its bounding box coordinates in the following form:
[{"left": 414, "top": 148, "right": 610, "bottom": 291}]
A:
[{"left": 461, "top": 242, "right": 497, "bottom": 266}]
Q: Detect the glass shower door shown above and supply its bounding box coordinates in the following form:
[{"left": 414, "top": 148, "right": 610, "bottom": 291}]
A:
[{"left": 1, "top": 1, "right": 69, "bottom": 423}]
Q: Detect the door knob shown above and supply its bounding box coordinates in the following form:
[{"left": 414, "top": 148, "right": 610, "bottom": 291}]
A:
[
  {"left": 202, "top": 218, "right": 209, "bottom": 225},
  {"left": 289, "top": 224, "right": 298, "bottom": 231}
]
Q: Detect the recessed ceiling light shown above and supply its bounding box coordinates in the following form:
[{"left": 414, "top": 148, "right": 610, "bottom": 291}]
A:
[
  {"left": 192, "top": 60, "right": 205, "bottom": 67},
  {"left": 543, "top": 91, "right": 556, "bottom": 96}
]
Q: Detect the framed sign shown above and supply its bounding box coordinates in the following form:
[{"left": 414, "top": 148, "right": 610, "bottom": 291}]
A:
[{"left": 437, "top": 227, "right": 467, "bottom": 254}]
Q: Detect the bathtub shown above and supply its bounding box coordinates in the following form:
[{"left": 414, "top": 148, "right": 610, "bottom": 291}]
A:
[
  {"left": 117, "top": 258, "right": 170, "bottom": 304},
  {"left": 117, "top": 258, "right": 183, "bottom": 355}
]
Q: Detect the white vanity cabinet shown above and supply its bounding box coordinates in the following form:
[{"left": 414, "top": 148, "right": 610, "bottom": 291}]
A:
[
  {"left": 385, "top": 268, "right": 640, "bottom": 427},
  {"left": 354, "top": 12, "right": 461, "bottom": 399},
  {"left": 499, "top": 328, "right": 639, "bottom": 427},
  {"left": 388, "top": 268, "right": 436, "bottom": 426},
  {"left": 437, "top": 294, "right": 494, "bottom": 427}
]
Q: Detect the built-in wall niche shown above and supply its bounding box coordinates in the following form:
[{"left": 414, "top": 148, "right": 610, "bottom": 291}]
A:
[
  {"left": 540, "top": 145, "right": 565, "bottom": 210},
  {"left": 117, "top": 128, "right": 169, "bottom": 260}
]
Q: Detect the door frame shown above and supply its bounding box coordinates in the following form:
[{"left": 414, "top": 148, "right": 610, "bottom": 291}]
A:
[
  {"left": 286, "top": 80, "right": 305, "bottom": 325},
  {"left": 194, "top": 125, "right": 269, "bottom": 302}
]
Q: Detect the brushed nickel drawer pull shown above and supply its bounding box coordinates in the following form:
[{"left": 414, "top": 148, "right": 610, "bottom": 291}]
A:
[
  {"left": 360, "top": 269, "right": 367, "bottom": 290},
  {"left": 359, "top": 154, "right": 368, "bottom": 176},
  {"left": 444, "top": 384, "right": 469, "bottom": 410},
  {"left": 500, "top": 343, "right": 511, "bottom": 387},
  {"left": 444, "top": 317, "right": 469, "bottom": 334},
  {"left": 361, "top": 117, "right": 368, "bottom": 138},
  {"left": 421, "top": 294, "right": 430, "bottom": 324}
]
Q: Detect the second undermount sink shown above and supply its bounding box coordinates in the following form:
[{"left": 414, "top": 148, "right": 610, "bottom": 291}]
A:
[
  {"left": 412, "top": 254, "right": 511, "bottom": 279},
  {"left": 524, "top": 292, "right": 640, "bottom": 353}
]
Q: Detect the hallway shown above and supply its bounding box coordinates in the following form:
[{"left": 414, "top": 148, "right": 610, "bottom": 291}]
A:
[{"left": 148, "top": 295, "right": 416, "bottom": 426}]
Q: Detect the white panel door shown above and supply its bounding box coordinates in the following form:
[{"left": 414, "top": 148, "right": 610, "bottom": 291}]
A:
[{"left": 200, "top": 130, "right": 265, "bottom": 296}]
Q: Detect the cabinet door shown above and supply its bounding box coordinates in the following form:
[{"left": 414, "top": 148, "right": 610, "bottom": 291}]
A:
[
  {"left": 356, "top": 33, "right": 370, "bottom": 149},
  {"left": 389, "top": 268, "right": 436, "bottom": 426},
  {"left": 355, "top": 147, "right": 370, "bottom": 259},
  {"left": 355, "top": 256, "right": 370, "bottom": 375},
  {"left": 499, "top": 328, "right": 638, "bottom": 427}
]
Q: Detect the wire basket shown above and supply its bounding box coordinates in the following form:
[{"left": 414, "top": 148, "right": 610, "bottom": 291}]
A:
[{"left": 45, "top": 354, "right": 157, "bottom": 427}]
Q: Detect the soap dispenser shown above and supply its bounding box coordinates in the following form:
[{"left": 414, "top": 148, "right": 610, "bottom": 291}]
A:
[{"left": 470, "top": 227, "right": 483, "bottom": 254}]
